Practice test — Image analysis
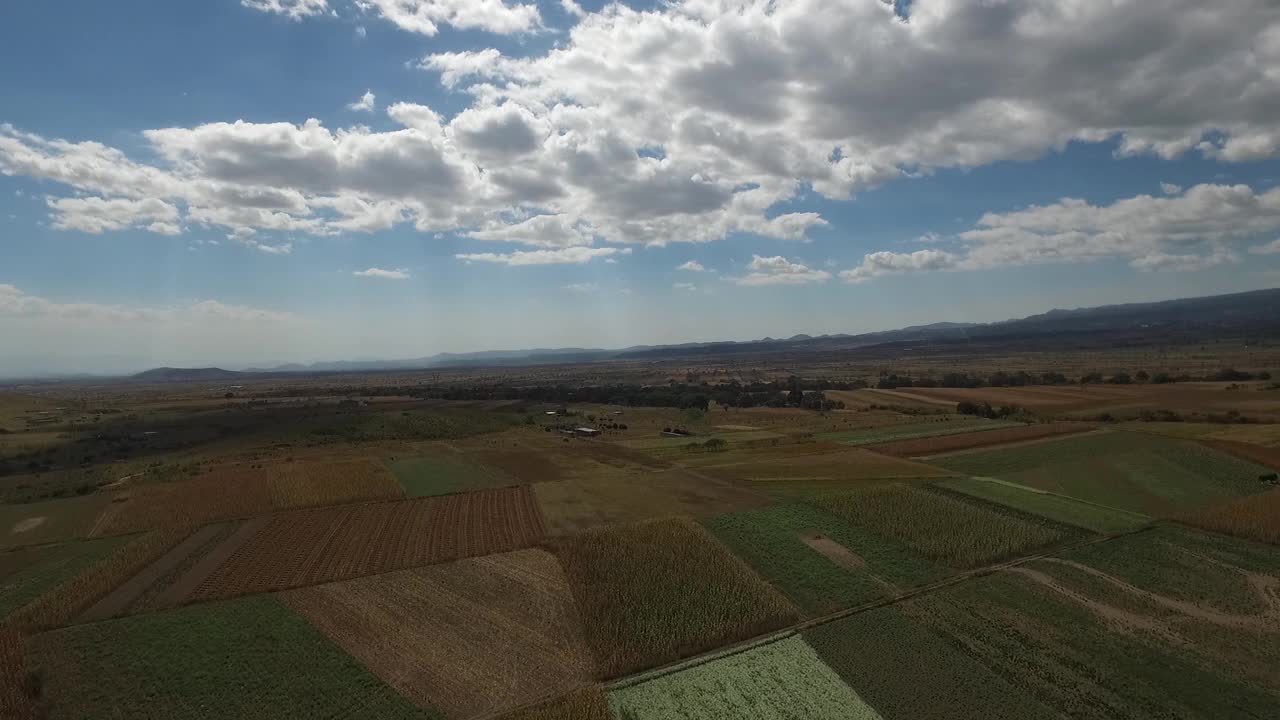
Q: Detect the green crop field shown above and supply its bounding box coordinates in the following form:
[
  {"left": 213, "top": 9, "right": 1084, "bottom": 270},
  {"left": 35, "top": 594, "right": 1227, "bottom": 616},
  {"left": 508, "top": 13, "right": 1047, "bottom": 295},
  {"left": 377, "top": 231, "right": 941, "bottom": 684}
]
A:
[
  {"left": 813, "top": 484, "right": 1065, "bottom": 568},
  {"left": 815, "top": 417, "right": 1021, "bottom": 446},
  {"left": 29, "top": 594, "right": 439, "bottom": 720},
  {"left": 805, "top": 605, "right": 1055, "bottom": 719},
  {"left": 704, "top": 504, "right": 944, "bottom": 614},
  {"left": 0, "top": 536, "right": 131, "bottom": 618},
  {"left": 610, "top": 635, "right": 882, "bottom": 720},
  {"left": 0, "top": 495, "right": 112, "bottom": 549},
  {"left": 933, "top": 430, "right": 1271, "bottom": 515},
  {"left": 550, "top": 517, "right": 800, "bottom": 677},
  {"left": 936, "top": 477, "right": 1150, "bottom": 533},
  {"left": 388, "top": 456, "right": 513, "bottom": 497}
]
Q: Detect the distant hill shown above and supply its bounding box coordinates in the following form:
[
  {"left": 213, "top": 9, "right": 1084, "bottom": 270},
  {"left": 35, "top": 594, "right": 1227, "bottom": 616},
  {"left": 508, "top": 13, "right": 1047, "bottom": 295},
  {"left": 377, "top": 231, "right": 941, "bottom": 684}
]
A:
[
  {"left": 134, "top": 287, "right": 1278, "bottom": 379},
  {"left": 130, "top": 367, "right": 245, "bottom": 383}
]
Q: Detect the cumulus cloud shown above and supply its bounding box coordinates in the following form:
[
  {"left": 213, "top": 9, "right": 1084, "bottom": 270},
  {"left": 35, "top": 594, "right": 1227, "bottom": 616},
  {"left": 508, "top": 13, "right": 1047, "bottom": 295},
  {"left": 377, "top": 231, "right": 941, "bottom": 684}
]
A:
[
  {"left": 840, "top": 249, "right": 959, "bottom": 283},
  {"left": 357, "top": 0, "right": 540, "bottom": 36},
  {"left": 844, "top": 183, "right": 1280, "bottom": 281},
  {"left": 0, "top": 284, "right": 292, "bottom": 324},
  {"left": 353, "top": 267, "right": 410, "bottom": 279},
  {"left": 560, "top": 0, "right": 585, "bottom": 19},
  {"left": 1161, "top": 182, "right": 1183, "bottom": 195},
  {"left": 467, "top": 213, "right": 590, "bottom": 248},
  {"left": 348, "top": 90, "right": 376, "bottom": 112},
  {"left": 456, "top": 246, "right": 630, "bottom": 265},
  {"left": 676, "top": 260, "right": 707, "bottom": 272},
  {"left": 735, "top": 255, "right": 831, "bottom": 286},
  {"left": 47, "top": 196, "right": 180, "bottom": 234},
  {"left": 1250, "top": 238, "right": 1280, "bottom": 255},
  {"left": 241, "top": 0, "right": 329, "bottom": 19}
]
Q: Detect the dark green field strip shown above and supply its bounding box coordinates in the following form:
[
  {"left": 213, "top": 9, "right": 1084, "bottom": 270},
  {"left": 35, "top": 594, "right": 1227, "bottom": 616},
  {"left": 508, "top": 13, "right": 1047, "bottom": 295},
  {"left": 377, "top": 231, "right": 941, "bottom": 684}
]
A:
[
  {"left": 30, "top": 594, "right": 440, "bottom": 720},
  {"left": 933, "top": 430, "right": 1273, "bottom": 515},
  {"left": 936, "top": 477, "right": 1150, "bottom": 533},
  {"left": 1, "top": 535, "right": 131, "bottom": 618},
  {"left": 703, "top": 504, "right": 944, "bottom": 615},
  {"left": 388, "top": 456, "right": 514, "bottom": 497}
]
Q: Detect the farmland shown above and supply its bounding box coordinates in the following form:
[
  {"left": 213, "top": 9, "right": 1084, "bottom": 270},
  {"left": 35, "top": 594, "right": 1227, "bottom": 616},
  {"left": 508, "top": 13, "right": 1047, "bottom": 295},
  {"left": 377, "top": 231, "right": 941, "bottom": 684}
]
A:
[
  {"left": 551, "top": 517, "right": 800, "bottom": 676},
  {"left": 609, "top": 635, "right": 881, "bottom": 720},
  {"left": 2, "top": 359, "right": 1279, "bottom": 717},
  {"left": 281, "top": 548, "right": 594, "bottom": 719}
]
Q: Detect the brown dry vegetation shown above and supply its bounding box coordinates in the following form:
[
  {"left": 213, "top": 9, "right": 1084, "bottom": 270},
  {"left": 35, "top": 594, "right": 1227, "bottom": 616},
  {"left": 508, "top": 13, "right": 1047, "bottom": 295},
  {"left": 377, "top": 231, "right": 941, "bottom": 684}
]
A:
[
  {"left": 551, "top": 517, "right": 800, "bottom": 677},
  {"left": 1180, "top": 489, "right": 1280, "bottom": 545},
  {"left": 475, "top": 450, "right": 564, "bottom": 483},
  {"left": 8, "top": 527, "right": 188, "bottom": 631},
  {"left": 1198, "top": 439, "right": 1280, "bottom": 471},
  {"left": 868, "top": 422, "right": 1095, "bottom": 457},
  {"left": 91, "top": 467, "right": 275, "bottom": 536},
  {"left": 534, "top": 468, "right": 774, "bottom": 535},
  {"left": 496, "top": 687, "right": 611, "bottom": 720},
  {"left": 0, "top": 626, "right": 38, "bottom": 720},
  {"left": 281, "top": 548, "right": 595, "bottom": 719},
  {"left": 268, "top": 460, "right": 404, "bottom": 509},
  {"left": 194, "top": 486, "right": 545, "bottom": 599}
]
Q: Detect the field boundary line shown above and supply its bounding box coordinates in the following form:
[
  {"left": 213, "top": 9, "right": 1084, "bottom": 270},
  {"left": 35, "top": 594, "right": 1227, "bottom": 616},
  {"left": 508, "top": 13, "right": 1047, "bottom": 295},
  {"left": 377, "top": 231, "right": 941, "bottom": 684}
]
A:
[
  {"left": 941, "top": 476, "right": 1152, "bottom": 522},
  {"left": 911, "top": 426, "right": 1104, "bottom": 460}
]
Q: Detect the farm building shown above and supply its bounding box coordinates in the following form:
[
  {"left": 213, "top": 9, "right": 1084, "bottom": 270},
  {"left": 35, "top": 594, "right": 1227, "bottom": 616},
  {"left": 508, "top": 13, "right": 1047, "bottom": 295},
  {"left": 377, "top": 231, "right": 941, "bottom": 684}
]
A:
[{"left": 574, "top": 427, "right": 601, "bottom": 437}]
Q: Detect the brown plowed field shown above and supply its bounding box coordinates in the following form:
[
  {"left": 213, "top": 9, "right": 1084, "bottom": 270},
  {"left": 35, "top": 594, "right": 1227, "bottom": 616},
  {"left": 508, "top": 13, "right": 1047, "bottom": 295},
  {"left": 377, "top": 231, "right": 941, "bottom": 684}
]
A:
[
  {"left": 192, "top": 486, "right": 545, "bottom": 600},
  {"left": 151, "top": 516, "right": 271, "bottom": 609},
  {"left": 868, "top": 423, "right": 1096, "bottom": 457},
  {"left": 91, "top": 467, "right": 275, "bottom": 536},
  {"left": 268, "top": 460, "right": 404, "bottom": 509},
  {"left": 1198, "top": 439, "right": 1280, "bottom": 471},
  {"left": 75, "top": 524, "right": 226, "bottom": 623},
  {"left": 475, "top": 450, "right": 563, "bottom": 483},
  {"left": 280, "top": 548, "right": 595, "bottom": 719}
]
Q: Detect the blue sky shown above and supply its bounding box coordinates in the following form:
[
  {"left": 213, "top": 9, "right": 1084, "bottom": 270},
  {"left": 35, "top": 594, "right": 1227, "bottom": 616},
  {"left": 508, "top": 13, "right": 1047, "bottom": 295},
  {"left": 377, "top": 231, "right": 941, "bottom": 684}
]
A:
[{"left": 2, "top": 0, "right": 1279, "bottom": 375}]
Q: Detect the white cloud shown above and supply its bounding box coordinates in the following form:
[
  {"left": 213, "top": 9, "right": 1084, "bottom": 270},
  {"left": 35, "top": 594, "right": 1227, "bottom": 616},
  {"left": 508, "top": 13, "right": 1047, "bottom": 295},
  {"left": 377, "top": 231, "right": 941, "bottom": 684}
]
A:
[
  {"left": 468, "top": 213, "right": 591, "bottom": 248},
  {"left": 676, "top": 260, "right": 707, "bottom": 272},
  {"left": 456, "top": 246, "right": 630, "bottom": 265},
  {"left": 560, "top": 0, "right": 585, "bottom": 19},
  {"left": 734, "top": 255, "right": 831, "bottom": 286},
  {"left": 241, "top": 0, "right": 329, "bottom": 20},
  {"left": 348, "top": 90, "right": 376, "bottom": 112},
  {"left": 1161, "top": 182, "right": 1183, "bottom": 195},
  {"left": 1250, "top": 238, "right": 1280, "bottom": 255},
  {"left": 47, "top": 196, "right": 180, "bottom": 234},
  {"left": 355, "top": 25, "right": 367, "bottom": 38},
  {"left": 840, "top": 249, "right": 959, "bottom": 283},
  {"left": 0, "top": 284, "right": 292, "bottom": 324},
  {"left": 562, "top": 282, "right": 599, "bottom": 293},
  {"left": 357, "top": 0, "right": 540, "bottom": 36},
  {"left": 353, "top": 267, "right": 410, "bottom": 279},
  {"left": 673, "top": 282, "right": 697, "bottom": 291},
  {"left": 844, "top": 183, "right": 1280, "bottom": 281}
]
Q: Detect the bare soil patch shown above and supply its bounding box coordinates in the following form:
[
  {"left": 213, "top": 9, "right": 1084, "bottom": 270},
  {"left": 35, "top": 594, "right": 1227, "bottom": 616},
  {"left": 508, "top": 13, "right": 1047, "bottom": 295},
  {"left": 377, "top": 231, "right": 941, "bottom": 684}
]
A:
[
  {"left": 475, "top": 450, "right": 563, "bottom": 483},
  {"left": 798, "top": 531, "right": 866, "bottom": 571},
  {"left": 281, "top": 548, "right": 595, "bottom": 719},
  {"left": 1199, "top": 439, "right": 1280, "bottom": 471},
  {"left": 151, "top": 516, "right": 271, "bottom": 608},
  {"left": 10, "top": 518, "right": 44, "bottom": 534}
]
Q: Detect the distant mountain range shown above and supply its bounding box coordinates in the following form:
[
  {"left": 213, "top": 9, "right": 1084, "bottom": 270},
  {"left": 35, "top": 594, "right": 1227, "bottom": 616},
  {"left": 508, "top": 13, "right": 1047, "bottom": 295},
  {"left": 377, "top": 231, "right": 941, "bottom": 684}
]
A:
[{"left": 117, "top": 288, "right": 1280, "bottom": 383}]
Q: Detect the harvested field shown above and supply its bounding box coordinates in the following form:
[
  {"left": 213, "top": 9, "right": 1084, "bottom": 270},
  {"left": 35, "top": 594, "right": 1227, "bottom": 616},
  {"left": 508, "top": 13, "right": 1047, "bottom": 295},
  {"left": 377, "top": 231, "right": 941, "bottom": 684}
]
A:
[
  {"left": 673, "top": 441, "right": 851, "bottom": 469},
  {"left": 150, "top": 517, "right": 269, "bottom": 609},
  {"left": 281, "top": 548, "right": 595, "bottom": 719},
  {"left": 91, "top": 467, "right": 274, "bottom": 536},
  {"left": 551, "top": 517, "right": 800, "bottom": 677},
  {"left": 535, "top": 468, "right": 773, "bottom": 535},
  {"left": 1181, "top": 488, "right": 1280, "bottom": 544},
  {"left": 816, "top": 417, "right": 1021, "bottom": 447},
  {"left": 9, "top": 528, "right": 188, "bottom": 631},
  {"left": 0, "top": 626, "right": 38, "bottom": 720},
  {"left": 1, "top": 536, "right": 131, "bottom": 619},
  {"left": 497, "top": 687, "right": 610, "bottom": 720},
  {"left": 814, "top": 484, "right": 1065, "bottom": 568},
  {"left": 193, "top": 486, "right": 545, "bottom": 599},
  {"left": 934, "top": 430, "right": 1272, "bottom": 516},
  {"left": 868, "top": 422, "right": 1094, "bottom": 457},
  {"left": 268, "top": 460, "right": 403, "bottom": 509},
  {"left": 704, "top": 504, "right": 942, "bottom": 615},
  {"left": 937, "top": 477, "right": 1149, "bottom": 533},
  {"left": 389, "top": 456, "right": 513, "bottom": 497},
  {"left": 908, "top": 383, "right": 1280, "bottom": 422},
  {"left": 1199, "top": 438, "right": 1280, "bottom": 471},
  {"left": 699, "top": 448, "right": 953, "bottom": 484},
  {"left": 474, "top": 450, "right": 563, "bottom": 483},
  {"left": 1, "top": 495, "right": 111, "bottom": 549},
  {"left": 805, "top": 604, "right": 1055, "bottom": 719},
  {"left": 609, "top": 635, "right": 881, "bottom": 720},
  {"left": 30, "top": 595, "right": 437, "bottom": 720}
]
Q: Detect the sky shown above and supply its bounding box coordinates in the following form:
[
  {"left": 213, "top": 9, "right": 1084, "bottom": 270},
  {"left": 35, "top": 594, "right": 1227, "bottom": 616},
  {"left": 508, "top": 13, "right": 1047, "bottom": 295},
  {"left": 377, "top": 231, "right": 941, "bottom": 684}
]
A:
[{"left": 2, "top": 0, "right": 1280, "bottom": 376}]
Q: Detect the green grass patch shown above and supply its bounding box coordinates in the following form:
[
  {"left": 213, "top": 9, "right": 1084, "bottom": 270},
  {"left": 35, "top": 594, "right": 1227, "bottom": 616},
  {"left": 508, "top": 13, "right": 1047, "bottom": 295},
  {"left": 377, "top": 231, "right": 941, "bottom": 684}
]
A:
[
  {"left": 933, "top": 431, "right": 1271, "bottom": 516},
  {"left": 0, "top": 535, "right": 131, "bottom": 618},
  {"left": 388, "top": 456, "right": 513, "bottom": 497},
  {"left": 703, "top": 504, "right": 944, "bottom": 614},
  {"left": 812, "top": 484, "right": 1065, "bottom": 568},
  {"left": 609, "top": 635, "right": 881, "bottom": 720},
  {"left": 937, "top": 477, "right": 1149, "bottom": 533},
  {"left": 805, "top": 604, "right": 1055, "bottom": 720},
  {"left": 816, "top": 417, "right": 1020, "bottom": 446},
  {"left": 30, "top": 594, "right": 439, "bottom": 720}
]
